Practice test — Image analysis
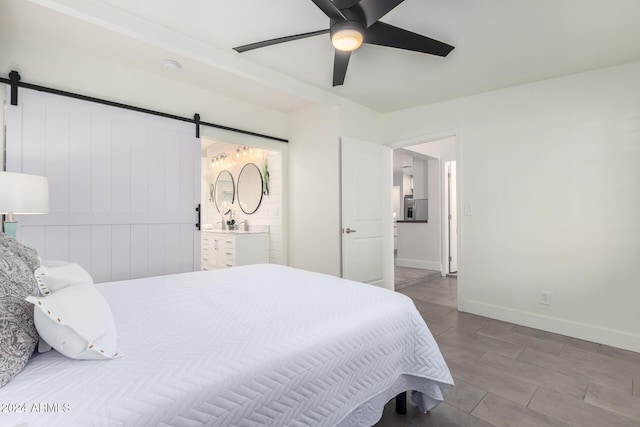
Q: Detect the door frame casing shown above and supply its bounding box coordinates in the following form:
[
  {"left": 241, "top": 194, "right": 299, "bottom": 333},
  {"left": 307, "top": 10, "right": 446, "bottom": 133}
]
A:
[{"left": 445, "top": 161, "right": 458, "bottom": 274}]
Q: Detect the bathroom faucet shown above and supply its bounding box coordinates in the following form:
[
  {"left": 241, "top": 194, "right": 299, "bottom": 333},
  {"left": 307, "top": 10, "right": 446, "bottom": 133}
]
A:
[
  {"left": 216, "top": 220, "right": 226, "bottom": 230},
  {"left": 237, "top": 220, "right": 249, "bottom": 231}
]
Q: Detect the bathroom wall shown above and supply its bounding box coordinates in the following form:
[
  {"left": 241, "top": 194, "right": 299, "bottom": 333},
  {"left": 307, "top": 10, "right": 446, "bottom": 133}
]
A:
[{"left": 202, "top": 141, "right": 283, "bottom": 265}]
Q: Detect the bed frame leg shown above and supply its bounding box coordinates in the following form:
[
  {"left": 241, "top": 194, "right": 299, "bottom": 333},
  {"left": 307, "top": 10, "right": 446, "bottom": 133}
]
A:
[{"left": 395, "top": 391, "right": 407, "bottom": 414}]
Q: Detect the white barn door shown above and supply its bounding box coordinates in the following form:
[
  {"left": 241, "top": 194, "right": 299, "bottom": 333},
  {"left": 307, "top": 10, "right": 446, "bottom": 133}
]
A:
[{"left": 5, "top": 88, "right": 201, "bottom": 283}]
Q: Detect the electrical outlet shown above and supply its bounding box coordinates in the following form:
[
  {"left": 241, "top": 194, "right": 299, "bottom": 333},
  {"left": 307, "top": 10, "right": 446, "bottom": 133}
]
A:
[
  {"left": 464, "top": 203, "right": 473, "bottom": 216},
  {"left": 540, "top": 290, "right": 551, "bottom": 306}
]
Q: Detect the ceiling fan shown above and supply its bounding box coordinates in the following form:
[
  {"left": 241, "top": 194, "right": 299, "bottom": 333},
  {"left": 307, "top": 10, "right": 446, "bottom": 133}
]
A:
[{"left": 233, "top": 0, "right": 455, "bottom": 86}]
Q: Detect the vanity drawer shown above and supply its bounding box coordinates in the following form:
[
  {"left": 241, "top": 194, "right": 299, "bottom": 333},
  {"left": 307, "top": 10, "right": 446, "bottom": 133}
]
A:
[
  {"left": 222, "top": 241, "right": 235, "bottom": 267},
  {"left": 201, "top": 256, "right": 216, "bottom": 270},
  {"left": 201, "top": 232, "right": 268, "bottom": 270}
]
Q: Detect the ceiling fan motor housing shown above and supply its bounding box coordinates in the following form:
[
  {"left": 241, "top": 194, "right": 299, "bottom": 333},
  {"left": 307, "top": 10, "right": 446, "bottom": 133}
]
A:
[{"left": 330, "top": 20, "right": 365, "bottom": 38}]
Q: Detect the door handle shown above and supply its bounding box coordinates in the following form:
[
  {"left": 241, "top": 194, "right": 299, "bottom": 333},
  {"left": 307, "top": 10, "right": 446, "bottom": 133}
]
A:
[{"left": 344, "top": 228, "right": 357, "bottom": 234}]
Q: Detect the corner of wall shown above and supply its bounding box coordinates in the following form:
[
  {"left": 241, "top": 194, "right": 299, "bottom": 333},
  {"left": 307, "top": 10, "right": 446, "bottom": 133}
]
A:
[
  {"left": 339, "top": 103, "right": 385, "bottom": 145},
  {"left": 288, "top": 103, "right": 341, "bottom": 276}
]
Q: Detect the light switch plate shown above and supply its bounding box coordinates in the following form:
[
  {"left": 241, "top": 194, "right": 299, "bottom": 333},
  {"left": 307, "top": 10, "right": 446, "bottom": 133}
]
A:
[{"left": 464, "top": 203, "right": 473, "bottom": 216}]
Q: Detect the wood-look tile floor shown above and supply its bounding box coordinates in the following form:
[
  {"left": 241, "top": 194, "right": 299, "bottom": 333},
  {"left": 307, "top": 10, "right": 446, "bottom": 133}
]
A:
[
  {"left": 375, "top": 276, "right": 640, "bottom": 427},
  {"left": 394, "top": 266, "right": 441, "bottom": 290}
]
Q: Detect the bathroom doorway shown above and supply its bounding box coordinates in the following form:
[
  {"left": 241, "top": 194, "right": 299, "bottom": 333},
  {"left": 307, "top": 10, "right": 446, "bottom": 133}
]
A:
[{"left": 201, "top": 139, "right": 284, "bottom": 267}]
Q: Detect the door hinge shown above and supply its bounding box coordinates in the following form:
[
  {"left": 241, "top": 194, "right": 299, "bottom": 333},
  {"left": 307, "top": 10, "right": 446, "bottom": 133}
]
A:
[{"left": 449, "top": 256, "right": 452, "bottom": 262}]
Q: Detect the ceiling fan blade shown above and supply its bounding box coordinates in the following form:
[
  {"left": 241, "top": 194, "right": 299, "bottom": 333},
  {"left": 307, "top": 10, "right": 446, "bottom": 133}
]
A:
[
  {"left": 233, "top": 29, "right": 329, "bottom": 53},
  {"left": 332, "top": 0, "right": 359, "bottom": 8},
  {"left": 311, "top": 0, "right": 347, "bottom": 21},
  {"left": 333, "top": 50, "right": 351, "bottom": 86},
  {"left": 352, "top": 0, "right": 404, "bottom": 27},
  {"left": 364, "top": 22, "right": 454, "bottom": 56}
]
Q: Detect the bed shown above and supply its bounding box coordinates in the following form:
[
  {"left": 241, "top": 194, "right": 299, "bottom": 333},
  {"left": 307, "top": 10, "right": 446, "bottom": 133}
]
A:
[{"left": 1, "top": 263, "right": 452, "bottom": 426}]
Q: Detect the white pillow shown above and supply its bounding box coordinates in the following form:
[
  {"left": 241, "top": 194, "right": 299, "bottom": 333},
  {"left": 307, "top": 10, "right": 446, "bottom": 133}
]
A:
[
  {"left": 26, "top": 286, "right": 123, "bottom": 360},
  {"left": 34, "top": 261, "right": 94, "bottom": 296}
]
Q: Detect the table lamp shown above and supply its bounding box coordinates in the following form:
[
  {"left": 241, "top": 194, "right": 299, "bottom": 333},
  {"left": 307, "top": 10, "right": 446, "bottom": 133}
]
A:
[{"left": 0, "top": 172, "right": 49, "bottom": 240}]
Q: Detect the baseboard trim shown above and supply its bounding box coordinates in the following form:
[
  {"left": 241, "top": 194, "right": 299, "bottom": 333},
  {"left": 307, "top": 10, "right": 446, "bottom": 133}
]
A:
[
  {"left": 461, "top": 298, "right": 640, "bottom": 353},
  {"left": 395, "top": 258, "right": 441, "bottom": 272}
]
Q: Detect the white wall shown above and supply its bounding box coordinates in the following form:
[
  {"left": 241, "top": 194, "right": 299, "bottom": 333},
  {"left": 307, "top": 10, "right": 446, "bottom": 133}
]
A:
[
  {"left": 396, "top": 222, "right": 441, "bottom": 271},
  {"left": 412, "top": 159, "right": 427, "bottom": 199},
  {"left": 406, "top": 137, "right": 456, "bottom": 161},
  {"left": 287, "top": 102, "right": 385, "bottom": 277},
  {"left": 386, "top": 61, "right": 640, "bottom": 352},
  {"left": 288, "top": 103, "right": 341, "bottom": 276},
  {"left": 339, "top": 103, "right": 384, "bottom": 145}
]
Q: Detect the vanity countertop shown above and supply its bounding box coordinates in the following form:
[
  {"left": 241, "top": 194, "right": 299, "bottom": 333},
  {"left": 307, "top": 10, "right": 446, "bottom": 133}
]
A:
[
  {"left": 202, "top": 229, "right": 267, "bottom": 235},
  {"left": 201, "top": 224, "right": 269, "bottom": 235}
]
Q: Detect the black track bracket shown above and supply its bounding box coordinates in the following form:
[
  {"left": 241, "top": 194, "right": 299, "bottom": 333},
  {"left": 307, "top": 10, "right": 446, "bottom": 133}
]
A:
[
  {"left": 9, "top": 70, "right": 21, "bottom": 106},
  {"left": 194, "top": 113, "right": 201, "bottom": 138}
]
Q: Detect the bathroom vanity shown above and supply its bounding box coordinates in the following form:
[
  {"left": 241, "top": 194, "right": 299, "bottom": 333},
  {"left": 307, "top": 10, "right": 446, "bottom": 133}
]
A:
[{"left": 201, "top": 230, "right": 269, "bottom": 270}]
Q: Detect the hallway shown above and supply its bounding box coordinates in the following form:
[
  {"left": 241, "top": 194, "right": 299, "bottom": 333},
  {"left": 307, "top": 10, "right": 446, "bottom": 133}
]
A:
[{"left": 394, "top": 266, "right": 441, "bottom": 290}]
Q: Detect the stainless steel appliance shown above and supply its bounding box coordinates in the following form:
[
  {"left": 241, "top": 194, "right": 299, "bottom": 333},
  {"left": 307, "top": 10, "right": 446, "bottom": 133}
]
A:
[{"left": 404, "top": 195, "right": 428, "bottom": 221}]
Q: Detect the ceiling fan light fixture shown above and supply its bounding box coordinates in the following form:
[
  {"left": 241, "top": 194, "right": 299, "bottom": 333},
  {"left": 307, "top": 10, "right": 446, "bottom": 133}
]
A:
[
  {"left": 331, "top": 21, "right": 364, "bottom": 52},
  {"left": 332, "top": 29, "right": 363, "bottom": 51}
]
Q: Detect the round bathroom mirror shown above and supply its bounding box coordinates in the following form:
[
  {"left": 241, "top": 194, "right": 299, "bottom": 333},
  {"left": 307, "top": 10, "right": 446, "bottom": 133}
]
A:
[
  {"left": 214, "top": 170, "right": 235, "bottom": 213},
  {"left": 237, "top": 163, "right": 263, "bottom": 215}
]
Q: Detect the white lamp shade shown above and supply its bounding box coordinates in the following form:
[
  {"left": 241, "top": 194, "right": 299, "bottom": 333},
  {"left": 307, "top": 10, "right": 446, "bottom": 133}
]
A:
[{"left": 0, "top": 172, "right": 49, "bottom": 214}]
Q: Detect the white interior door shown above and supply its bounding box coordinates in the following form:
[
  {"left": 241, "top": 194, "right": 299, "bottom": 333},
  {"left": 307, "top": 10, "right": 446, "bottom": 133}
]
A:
[
  {"left": 341, "top": 137, "right": 393, "bottom": 290},
  {"left": 448, "top": 161, "right": 458, "bottom": 273},
  {"left": 5, "top": 87, "right": 201, "bottom": 282}
]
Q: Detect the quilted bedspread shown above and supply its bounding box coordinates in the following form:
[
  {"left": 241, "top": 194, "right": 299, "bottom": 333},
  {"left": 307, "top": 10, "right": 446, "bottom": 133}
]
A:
[{"left": 0, "top": 264, "right": 452, "bottom": 426}]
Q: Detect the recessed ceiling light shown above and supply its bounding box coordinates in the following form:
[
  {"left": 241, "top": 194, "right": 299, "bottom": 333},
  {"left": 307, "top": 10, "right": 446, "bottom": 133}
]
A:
[{"left": 163, "top": 60, "right": 182, "bottom": 71}]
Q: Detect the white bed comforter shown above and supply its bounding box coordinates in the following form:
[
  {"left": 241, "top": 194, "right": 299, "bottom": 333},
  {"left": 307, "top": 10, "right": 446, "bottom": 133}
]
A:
[{"left": 1, "top": 264, "right": 452, "bottom": 426}]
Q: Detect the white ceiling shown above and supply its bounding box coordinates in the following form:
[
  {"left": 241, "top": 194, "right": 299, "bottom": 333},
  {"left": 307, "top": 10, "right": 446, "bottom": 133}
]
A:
[
  {"left": 393, "top": 149, "right": 415, "bottom": 175},
  {"left": 4, "top": 0, "right": 640, "bottom": 113}
]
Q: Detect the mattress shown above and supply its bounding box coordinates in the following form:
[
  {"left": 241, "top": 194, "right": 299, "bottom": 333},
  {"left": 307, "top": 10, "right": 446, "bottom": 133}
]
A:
[{"left": 0, "top": 264, "right": 452, "bottom": 426}]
